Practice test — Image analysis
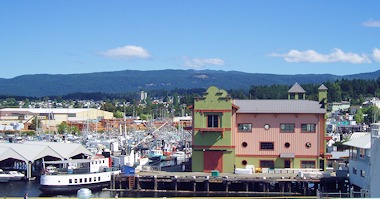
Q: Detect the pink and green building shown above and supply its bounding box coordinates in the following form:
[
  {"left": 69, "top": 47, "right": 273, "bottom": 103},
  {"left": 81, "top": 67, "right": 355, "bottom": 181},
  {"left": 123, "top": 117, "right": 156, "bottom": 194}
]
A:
[{"left": 191, "top": 84, "right": 330, "bottom": 173}]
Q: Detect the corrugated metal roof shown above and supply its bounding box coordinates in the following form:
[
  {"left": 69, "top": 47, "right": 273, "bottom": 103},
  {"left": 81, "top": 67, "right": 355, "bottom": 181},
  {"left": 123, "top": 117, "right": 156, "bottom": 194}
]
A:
[
  {"left": 24, "top": 141, "right": 93, "bottom": 159},
  {"left": 288, "top": 82, "right": 306, "bottom": 93},
  {"left": 234, "top": 99, "right": 326, "bottom": 114},
  {"left": 0, "top": 141, "right": 94, "bottom": 162},
  {"left": 0, "top": 143, "right": 64, "bottom": 161},
  {"left": 349, "top": 132, "right": 368, "bottom": 140},
  {"left": 343, "top": 133, "right": 371, "bottom": 149}
]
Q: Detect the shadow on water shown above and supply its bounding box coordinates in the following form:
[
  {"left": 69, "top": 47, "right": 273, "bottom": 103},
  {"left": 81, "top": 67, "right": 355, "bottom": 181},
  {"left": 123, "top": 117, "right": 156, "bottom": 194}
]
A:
[
  {"left": 0, "top": 177, "right": 113, "bottom": 198},
  {"left": 0, "top": 177, "right": 317, "bottom": 198}
]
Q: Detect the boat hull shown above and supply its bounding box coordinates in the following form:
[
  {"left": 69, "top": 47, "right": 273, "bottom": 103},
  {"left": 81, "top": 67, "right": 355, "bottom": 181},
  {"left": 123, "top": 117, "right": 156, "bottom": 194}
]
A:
[
  {"left": 39, "top": 181, "right": 109, "bottom": 193},
  {"left": 39, "top": 170, "right": 120, "bottom": 194}
]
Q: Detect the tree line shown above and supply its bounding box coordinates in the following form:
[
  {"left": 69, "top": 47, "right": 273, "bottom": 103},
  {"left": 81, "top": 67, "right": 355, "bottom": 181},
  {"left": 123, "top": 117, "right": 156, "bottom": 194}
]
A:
[
  {"left": 248, "top": 77, "right": 380, "bottom": 105},
  {"left": 1, "top": 77, "right": 380, "bottom": 118}
]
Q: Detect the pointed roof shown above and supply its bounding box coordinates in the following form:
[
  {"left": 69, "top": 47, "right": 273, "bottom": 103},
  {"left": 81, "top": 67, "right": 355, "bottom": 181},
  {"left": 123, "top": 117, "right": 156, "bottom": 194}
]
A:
[
  {"left": 318, "top": 84, "right": 328, "bottom": 90},
  {"left": 288, "top": 82, "right": 306, "bottom": 93}
]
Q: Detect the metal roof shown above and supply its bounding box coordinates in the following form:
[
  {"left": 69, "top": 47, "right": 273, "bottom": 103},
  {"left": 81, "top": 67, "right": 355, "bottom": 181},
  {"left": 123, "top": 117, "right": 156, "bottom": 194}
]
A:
[
  {"left": 0, "top": 141, "right": 94, "bottom": 162},
  {"left": 349, "top": 132, "right": 368, "bottom": 141},
  {"left": 234, "top": 99, "right": 326, "bottom": 114},
  {"left": 24, "top": 141, "right": 93, "bottom": 159},
  {"left": 343, "top": 133, "right": 371, "bottom": 149},
  {"left": 0, "top": 146, "right": 27, "bottom": 162},
  {"left": 288, "top": 82, "right": 306, "bottom": 93}
]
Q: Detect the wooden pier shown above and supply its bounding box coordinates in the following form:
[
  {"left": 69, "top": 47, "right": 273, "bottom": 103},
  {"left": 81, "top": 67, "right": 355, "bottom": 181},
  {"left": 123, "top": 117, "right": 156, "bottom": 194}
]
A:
[{"left": 105, "top": 171, "right": 341, "bottom": 197}]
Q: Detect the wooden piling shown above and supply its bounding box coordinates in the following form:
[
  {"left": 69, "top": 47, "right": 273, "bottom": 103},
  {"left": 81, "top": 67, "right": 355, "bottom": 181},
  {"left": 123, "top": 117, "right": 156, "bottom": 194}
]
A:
[{"left": 154, "top": 175, "right": 157, "bottom": 190}]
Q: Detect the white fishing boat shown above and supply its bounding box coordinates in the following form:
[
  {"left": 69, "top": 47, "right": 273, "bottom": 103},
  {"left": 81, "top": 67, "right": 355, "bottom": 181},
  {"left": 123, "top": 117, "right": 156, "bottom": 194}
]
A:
[
  {"left": 39, "top": 157, "right": 120, "bottom": 193},
  {"left": 0, "top": 169, "right": 12, "bottom": 182}
]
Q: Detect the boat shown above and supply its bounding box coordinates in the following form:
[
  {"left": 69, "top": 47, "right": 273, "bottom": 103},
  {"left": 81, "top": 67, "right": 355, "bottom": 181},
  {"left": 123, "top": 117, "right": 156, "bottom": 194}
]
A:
[
  {"left": 7, "top": 170, "right": 25, "bottom": 181},
  {"left": 0, "top": 169, "right": 12, "bottom": 182},
  {"left": 39, "top": 157, "right": 120, "bottom": 193}
]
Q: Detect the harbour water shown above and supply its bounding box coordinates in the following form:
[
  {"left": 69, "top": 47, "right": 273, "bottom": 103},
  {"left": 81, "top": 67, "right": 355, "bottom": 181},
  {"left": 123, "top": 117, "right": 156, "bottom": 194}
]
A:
[{"left": 0, "top": 178, "right": 113, "bottom": 198}]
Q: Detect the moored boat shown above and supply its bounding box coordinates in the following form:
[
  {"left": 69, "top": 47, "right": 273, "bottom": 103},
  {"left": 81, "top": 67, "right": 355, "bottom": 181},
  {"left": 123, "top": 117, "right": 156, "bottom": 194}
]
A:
[
  {"left": 39, "top": 157, "right": 120, "bottom": 194},
  {"left": 0, "top": 169, "right": 12, "bottom": 182},
  {"left": 7, "top": 170, "right": 25, "bottom": 181}
]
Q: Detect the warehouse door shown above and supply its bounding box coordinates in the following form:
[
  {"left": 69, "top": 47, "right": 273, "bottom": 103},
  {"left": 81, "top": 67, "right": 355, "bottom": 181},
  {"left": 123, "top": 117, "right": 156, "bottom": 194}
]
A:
[{"left": 204, "top": 151, "right": 223, "bottom": 172}]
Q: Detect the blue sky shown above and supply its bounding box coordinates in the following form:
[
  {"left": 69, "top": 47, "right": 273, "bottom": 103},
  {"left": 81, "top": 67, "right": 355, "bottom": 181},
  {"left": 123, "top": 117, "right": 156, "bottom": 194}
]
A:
[{"left": 1, "top": 1, "right": 380, "bottom": 78}]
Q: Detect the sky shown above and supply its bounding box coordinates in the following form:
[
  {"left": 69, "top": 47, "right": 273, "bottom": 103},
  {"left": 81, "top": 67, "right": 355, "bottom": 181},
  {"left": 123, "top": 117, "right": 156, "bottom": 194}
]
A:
[{"left": 1, "top": 1, "right": 380, "bottom": 78}]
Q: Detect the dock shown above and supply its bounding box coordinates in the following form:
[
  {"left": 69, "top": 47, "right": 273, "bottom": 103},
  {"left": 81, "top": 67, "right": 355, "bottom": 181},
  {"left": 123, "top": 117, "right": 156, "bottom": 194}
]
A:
[{"left": 106, "top": 171, "right": 346, "bottom": 197}]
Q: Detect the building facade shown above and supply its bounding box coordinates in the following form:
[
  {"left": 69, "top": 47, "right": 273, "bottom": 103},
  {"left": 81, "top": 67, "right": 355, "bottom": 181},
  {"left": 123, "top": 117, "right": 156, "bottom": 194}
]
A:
[
  {"left": 192, "top": 84, "right": 329, "bottom": 173},
  {"left": 0, "top": 108, "right": 114, "bottom": 132}
]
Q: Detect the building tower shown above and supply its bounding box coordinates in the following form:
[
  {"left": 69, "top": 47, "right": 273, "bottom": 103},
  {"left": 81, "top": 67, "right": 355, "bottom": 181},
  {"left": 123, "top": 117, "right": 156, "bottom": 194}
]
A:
[
  {"left": 288, "top": 82, "right": 306, "bottom": 100},
  {"left": 191, "top": 86, "right": 235, "bottom": 173}
]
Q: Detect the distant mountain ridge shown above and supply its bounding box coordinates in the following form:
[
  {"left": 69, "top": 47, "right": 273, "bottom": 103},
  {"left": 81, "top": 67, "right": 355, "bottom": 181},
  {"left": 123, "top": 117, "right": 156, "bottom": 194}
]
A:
[{"left": 0, "top": 69, "right": 379, "bottom": 97}]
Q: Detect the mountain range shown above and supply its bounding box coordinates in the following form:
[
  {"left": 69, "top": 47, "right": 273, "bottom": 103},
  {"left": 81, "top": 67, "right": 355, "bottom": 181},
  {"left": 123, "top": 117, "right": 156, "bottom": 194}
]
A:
[{"left": 0, "top": 69, "right": 379, "bottom": 97}]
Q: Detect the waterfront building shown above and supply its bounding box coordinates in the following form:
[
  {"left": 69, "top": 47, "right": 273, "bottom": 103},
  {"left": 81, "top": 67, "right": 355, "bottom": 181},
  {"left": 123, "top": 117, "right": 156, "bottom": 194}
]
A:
[
  {"left": 343, "top": 132, "right": 370, "bottom": 191},
  {"left": 0, "top": 108, "right": 113, "bottom": 132},
  {"left": 191, "top": 84, "right": 329, "bottom": 173},
  {"left": 0, "top": 141, "right": 93, "bottom": 179}
]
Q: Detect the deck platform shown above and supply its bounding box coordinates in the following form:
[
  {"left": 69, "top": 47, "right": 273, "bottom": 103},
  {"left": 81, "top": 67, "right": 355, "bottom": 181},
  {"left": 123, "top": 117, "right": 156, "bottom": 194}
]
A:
[{"left": 106, "top": 171, "right": 341, "bottom": 197}]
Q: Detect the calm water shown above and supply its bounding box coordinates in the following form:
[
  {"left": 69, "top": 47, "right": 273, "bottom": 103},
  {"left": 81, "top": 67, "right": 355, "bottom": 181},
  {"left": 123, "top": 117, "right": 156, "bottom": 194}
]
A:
[
  {"left": 0, "top": 178, "right": 317, "bottom": 198},
  {"left": 0, "top": 178, "right": 113, "bottom": 198}
]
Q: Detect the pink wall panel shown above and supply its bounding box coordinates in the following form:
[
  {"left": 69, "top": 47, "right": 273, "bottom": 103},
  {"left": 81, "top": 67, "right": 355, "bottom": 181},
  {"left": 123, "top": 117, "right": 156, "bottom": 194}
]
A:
[{"left": 235, "top": 113, "right": 322, "bottom": 157}]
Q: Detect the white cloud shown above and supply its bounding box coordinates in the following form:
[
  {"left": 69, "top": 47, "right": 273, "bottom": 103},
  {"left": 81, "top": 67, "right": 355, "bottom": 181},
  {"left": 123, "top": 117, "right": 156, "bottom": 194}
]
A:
[
  {"left": 271, "top": 48, "right": 371, "bottom": 64},
  {"left": 363, "top": 19, "right": 380, "bottom": 27},
  {"left": 183, "top": 57, "right": 225, "bottom": 69},
  {"left": 373, "top": 48, "right": 380, "bottom": 62},
  {"left": 102, "top": 45, "right": 150, "bottom": 59}
]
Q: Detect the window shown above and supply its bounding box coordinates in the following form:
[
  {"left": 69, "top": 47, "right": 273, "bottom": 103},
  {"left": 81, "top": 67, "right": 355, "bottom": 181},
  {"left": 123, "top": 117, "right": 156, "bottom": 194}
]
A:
[
  {"left": 242, "top": 142, "right": 248, "bottom": 148},
  {"left": 84, "top": 178, "right": 87, "bottom": 183},
  {"left": 264, "top": 124, "right": 270, "bottom": 130},
  {"left": 207, "top": 115, "right": 219, "bottom": 128},
  {"left": 79, "top": 179, "right": 82, "bottom": 183},
  {"left": 89, "top": 178, "right": 92, "bottom": 182},
  {"left": 238, "top": 123, "right": 252, "bottom": 132},
  {"left": 361, "top": 170, "right": 366, "bottom": 178},
  {"left": 69, "top": 179, "right": 72, "bottom": 184},
  {"left": 290, "top": 93, "right": 295, "bottom": 99},
  {"left": 298, "top": 93, "right": 303, "bottom": 100},
  {"left": 353, "top": 167, "right": 357, "bottom": 175},
  {"left": 94, "top": 177, "right": 96, "bottom": 182},
  {"left": 360, "top": 148, "right": 365, "bottom": 159},
  {"left": 98, "top": 177, "right": 101, "bottom": 181},
  {"left": 301, "top": 161, "right": 315, "bottom": 168},
  {"left": 280, "top": 123, "right": 295, "bottom": 133},
  {"left": 75, "top": 179, "right": 78, "bottom": 183},
  {"left": 260, "top": 142, "right": 274, "bottom": 150},
  {"left": 301, "top": 124, "right": 316, "bottom": 132},
  {"left": 260, "top": 160, "right": 274, "bottom": 169}
]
